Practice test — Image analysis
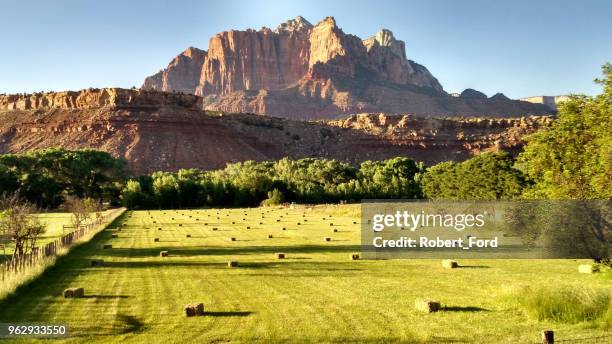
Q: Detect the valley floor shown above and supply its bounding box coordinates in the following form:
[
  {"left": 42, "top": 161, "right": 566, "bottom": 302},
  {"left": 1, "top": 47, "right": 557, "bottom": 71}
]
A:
[{"left": 0, "top": 205, "right": 610, "bottom": 343}]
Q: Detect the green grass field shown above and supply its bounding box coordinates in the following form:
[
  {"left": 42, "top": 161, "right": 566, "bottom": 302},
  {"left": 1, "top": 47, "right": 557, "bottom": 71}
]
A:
[{"left": 0, "top": 205, "right": 610, "bottom": 343}]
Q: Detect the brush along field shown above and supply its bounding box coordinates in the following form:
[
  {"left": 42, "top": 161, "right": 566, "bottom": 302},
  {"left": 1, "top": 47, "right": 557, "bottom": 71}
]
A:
[{"left": 0, "top": 205, "right": 610, "bottom": 343}]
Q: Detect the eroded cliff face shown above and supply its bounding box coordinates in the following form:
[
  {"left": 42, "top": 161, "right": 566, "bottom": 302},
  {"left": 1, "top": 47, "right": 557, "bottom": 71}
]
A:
[
  {"left": 142, "top": 16, "right": 558, "bottom": 119},
  {"left": 0, "top": 89, "right": 550, "bottom": 174},
  {"left": 0, "top": 88, "right": 202, "bottom": 111},
  {"left": 143, "top": 47, "right": 207, "bottom": 94}
]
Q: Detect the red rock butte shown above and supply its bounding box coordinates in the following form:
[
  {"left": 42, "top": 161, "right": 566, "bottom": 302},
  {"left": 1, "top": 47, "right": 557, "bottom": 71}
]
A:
[{"left": 143, "top": 16, "right": 551, "bottom": 119}]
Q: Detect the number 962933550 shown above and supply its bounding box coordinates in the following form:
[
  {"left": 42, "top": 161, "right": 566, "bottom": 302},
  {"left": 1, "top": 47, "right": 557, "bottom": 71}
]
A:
[{"left": 1, "top": 324, "right": 68, "bottom": 338}]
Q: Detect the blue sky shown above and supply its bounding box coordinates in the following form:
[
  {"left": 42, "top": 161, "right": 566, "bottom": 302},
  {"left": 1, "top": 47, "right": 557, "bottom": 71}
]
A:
[{"left": 1, "top": 0, "right": 610, "bottom": 98}]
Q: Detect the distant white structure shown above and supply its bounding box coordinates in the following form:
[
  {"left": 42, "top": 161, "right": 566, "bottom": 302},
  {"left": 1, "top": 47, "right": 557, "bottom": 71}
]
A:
[{"left": 520, "top": 95, "right": 570, "bottom": 111}]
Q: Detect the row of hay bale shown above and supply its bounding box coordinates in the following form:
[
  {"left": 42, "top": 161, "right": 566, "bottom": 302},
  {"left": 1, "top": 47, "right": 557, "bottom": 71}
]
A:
[{"left": 155, "top": 252, "right": 361, "bottom": 261}]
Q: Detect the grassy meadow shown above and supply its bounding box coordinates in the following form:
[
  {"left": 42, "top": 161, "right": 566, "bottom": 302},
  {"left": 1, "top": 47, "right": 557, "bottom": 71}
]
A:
[{"left": 0, "top": 205, "right": 610, "bottom": 343}]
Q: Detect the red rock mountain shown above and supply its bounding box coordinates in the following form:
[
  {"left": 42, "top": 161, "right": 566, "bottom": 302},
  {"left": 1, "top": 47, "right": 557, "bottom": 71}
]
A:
[
  {"left": 143, "top": 16, "right": 550, "bottom": 119},
  {"left": 0, "top": 88, "right": 550, "bottom": 174}
]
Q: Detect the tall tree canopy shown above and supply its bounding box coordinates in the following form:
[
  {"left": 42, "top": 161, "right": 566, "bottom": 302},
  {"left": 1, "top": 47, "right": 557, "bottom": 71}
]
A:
[{"left": 517, "top": 63, "right": 612, "bottom": 199}]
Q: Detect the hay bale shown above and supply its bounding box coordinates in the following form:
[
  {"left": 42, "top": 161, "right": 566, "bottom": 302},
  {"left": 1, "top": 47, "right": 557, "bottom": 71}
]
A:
[
  {"left": 415, "top": 299, "right": 441, "bottom": 313},
  {"left": 246, "top": 226, "right": 251, "bottom": 229},
  {"left": 324, "top": 237, "right": 332, "bottom": 242},
  {"left": 212, "top": 227, "right": 218, "bottom": 231},
  {"left": 158, "top": 228, "right": 162, "bottom": 231},
  {"left": 267, "top": 234, "right": 274, "bottom": 239},
  {"left": 103, "top": 244, "right": 112, "bottom": 249},
  {"left": 184, "top": 303, "right": 205, "bottom": 317},
  {"left": 350, "top": 253, "right": 360, "bottom": 260},
  {"left": 276, "top": 253, "right": 286, "bottom": 259},
  {"left": 230, "top": 237, "right": 236, "bottom": 241},
  {"left": 63, "top": 287, "right": 84, "bottom": 298},
  {"left": 154, "top": 238, "right": 160, "bottom": 242},
  {"left": 160, "top": 251, "right": 169, "bottom": 257},
  {"left": 228, "top": 261, "right": 239, "bottom": 267},
  {"left": 297, "top": 222, "right": 301, "bottom": 225},
  {"left": 259, "top": 222, "right": 263, "bottom": 225},
  {"left": 90, "top": 259, "right": 105, "bottom": 267},
  {"left": 578, "top": 264, "right": 599, "bottom": 274},
  {"left": 353, "top": 221, "right": 358, "bottom": 225},
  {"left": 276, "top": 219, "right": 280, "bottom": 222},
  {"left": 332, "top": 229, "right": 338, "bottom": 233},
  {"left": 186, "top": 234, "right": 191, "bottom": 238},
  {"left": 441, "top": 259, "right": 458, "bottom": 269},
  {"left": 282, "top": 227, "right": 286, "bottom": 230},
  {"left": 178, "top": 224, "right": 183, "bottom": 227}
]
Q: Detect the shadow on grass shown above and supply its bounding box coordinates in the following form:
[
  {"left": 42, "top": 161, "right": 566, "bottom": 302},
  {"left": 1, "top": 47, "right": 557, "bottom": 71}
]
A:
[
  {"left": 116, "top": 314, "right": 144, "bottom": 334},
  {"left": 84, "top": 294, "right": 130, "bottom": 299},
  {"left": 442, "top": 306, "right": 489, "bottom": 312},
  {"left": 99, "top": 260, "right": 363, "bottom": 272},
  {"left": 458, "top": 265, "right": 490, "bottom": 269},
  {"left": 205, "top": 311, "right": 253, "bottom": 317},
  {"left": 95, "top": 244, "right": 361, "bottom": 258}
]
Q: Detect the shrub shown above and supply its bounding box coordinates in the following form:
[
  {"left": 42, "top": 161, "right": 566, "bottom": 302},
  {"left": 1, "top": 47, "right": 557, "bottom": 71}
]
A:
[{"left": 261, "top": 188, "right": 284, "bottom": 206}]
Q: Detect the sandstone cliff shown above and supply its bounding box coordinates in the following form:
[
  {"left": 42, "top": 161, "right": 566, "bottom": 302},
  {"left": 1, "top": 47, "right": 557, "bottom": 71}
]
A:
[
  {"left": 143, "top": 16, "right": 550, "bottom": 119},
  {"left": 0, "top": 88, "right": 550, "bottom": 174}
]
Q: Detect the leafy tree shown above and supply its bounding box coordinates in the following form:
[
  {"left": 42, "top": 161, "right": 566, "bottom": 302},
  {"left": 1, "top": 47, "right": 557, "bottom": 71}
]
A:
[
  {"left": 0, "top": 194, "right": 45, "bottom": 258},
  {"left": 517, "top": 63, "right": 612, "bottom": 199},
  {"left": 421, "top": 152, "right": 526, "bottom": 200}
]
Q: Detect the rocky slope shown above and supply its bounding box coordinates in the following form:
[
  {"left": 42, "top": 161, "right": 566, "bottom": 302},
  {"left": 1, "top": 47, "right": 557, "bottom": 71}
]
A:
[
  {"left": 0, "top": 88, "right": 551, "bottom": 174},
  {"left": 143, "top": 16, "right": 551, "bottom": 119}
]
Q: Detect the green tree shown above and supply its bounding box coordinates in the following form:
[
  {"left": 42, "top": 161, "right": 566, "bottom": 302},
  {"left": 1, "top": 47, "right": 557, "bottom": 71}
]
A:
[
  {"left": 422, "top": 152, "right": 526, "bottom": 200},
  {"left": 517, "top": 63, "right": 612, "bottom": 199}
]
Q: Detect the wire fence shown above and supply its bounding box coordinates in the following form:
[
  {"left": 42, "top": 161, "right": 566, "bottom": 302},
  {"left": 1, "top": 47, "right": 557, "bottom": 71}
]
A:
[{"left": 0, "top": 208, "right": 125, "bottom": 282}]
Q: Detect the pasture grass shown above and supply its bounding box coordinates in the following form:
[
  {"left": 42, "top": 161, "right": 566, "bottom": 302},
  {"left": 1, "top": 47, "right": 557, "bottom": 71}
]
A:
[
  {"left": 505, "top": 285, "right": 611, "bottom": 324},
  {"left": 0, "top": 205, "right": 610, "bottom": 343}
]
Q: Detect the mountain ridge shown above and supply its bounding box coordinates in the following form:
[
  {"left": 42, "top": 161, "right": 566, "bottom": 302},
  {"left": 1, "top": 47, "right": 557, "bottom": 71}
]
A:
[{"left": 143, "top": 16, "right": 550, "bottom": 119}]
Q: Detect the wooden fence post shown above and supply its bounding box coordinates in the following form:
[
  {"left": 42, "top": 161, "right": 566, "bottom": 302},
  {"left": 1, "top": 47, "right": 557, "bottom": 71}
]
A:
[{"left": 542, "top": 330, "right": 554, "bottom": 344}]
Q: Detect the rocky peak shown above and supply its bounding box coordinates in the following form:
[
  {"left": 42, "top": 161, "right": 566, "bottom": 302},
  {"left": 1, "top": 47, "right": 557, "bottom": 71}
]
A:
[
  {"left": 274, "top": 16, "right": 313, "bottom": 34},
  {"left": 374, "top": 29, "right": 396, "bottom": 47},
  {"left": 460, "top": 88, "right": 488, "bottom": 99},
  {"left": 490, "top": 93, "right": 510, "bottom": 101}
]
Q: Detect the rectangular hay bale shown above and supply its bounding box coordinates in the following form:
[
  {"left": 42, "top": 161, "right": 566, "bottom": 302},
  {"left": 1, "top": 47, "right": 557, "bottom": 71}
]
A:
[
  {"left": 63, "top": 287, "right": 84, "bottom": 298},
  {"left": 578, "top": 264, "right": 599, "bottom": 273},
  {"left": 415, "top": 299, "right": 440, "bottom": 313},
  {"left": 442, "top": 259, "right": 458, "bottom": 269},
  {"left": 184, "top": 303, "right": 205, "bottom": 317}
]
